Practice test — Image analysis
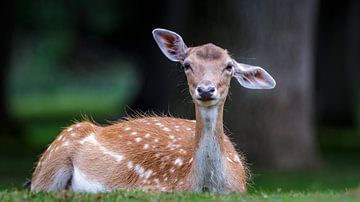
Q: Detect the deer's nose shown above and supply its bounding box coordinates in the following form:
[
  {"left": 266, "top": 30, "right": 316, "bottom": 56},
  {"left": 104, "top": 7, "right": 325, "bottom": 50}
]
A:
[{"left": 196, "top": 80, "right": 216, "bottom": 101}]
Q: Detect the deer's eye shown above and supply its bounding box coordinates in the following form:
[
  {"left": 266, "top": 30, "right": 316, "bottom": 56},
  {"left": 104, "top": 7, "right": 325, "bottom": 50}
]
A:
[
  {"left": 224, "top": 64, "right": 233, "bottom": 72},
  {"left": 183, "top": 63, "right": 192, "bottom": 71}
]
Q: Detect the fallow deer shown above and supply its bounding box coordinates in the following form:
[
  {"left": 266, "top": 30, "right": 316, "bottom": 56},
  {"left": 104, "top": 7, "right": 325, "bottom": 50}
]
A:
[{"left": 30, "top": 28, "right": 276, "bottom": 193}]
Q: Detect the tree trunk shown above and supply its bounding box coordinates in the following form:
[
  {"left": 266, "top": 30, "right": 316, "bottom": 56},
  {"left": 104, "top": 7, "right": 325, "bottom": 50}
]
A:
[{"left": 175, "top": 0, "right": 320, "bottom": 169}]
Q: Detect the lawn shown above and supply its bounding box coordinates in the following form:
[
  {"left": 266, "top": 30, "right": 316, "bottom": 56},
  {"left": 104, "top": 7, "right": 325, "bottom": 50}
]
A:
[{"left": 1, "top": 189, "right": 360, "bottom": 202}]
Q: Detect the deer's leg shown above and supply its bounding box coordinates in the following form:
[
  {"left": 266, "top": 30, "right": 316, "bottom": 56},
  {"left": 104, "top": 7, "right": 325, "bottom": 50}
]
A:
[
  {"left": 31, "top": 121, "right": 97, "bottom": 191},
  {"left": 30, "top": 145, "right": 73, "bottom": 191}
]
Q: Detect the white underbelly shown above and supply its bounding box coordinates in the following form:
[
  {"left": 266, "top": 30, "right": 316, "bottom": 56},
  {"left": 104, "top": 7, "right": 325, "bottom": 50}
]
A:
[{"left": 71, "top": 166, "right": 108, "bottom": 192}]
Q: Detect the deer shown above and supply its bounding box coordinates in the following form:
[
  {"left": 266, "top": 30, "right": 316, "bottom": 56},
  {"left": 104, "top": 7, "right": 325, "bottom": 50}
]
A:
[{"left": 30, "top": 28, "right": 276, "bottom": 193}]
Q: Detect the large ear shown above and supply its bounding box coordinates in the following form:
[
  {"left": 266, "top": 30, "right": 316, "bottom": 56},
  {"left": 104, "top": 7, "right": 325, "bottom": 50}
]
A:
[
  {"left": 152, "top": 28, "right": 187, "bottom": 62},
  {"left": 233, "top": 62, "right": 276, "bottom": 89}
]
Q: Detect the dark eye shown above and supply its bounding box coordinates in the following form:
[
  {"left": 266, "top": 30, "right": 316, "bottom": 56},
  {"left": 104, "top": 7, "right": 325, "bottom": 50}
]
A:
[
  {"left": 183, "top": 63, "right": 192, "bottom": 71},
  {"left": 224, "top": 64, "right": 233, "bottom": 72}
]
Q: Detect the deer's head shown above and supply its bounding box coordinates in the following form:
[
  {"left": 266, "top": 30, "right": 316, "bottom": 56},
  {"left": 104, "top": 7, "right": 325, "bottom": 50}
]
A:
[{"left": 153, "top": 28, "right": 276, "bottom": 107}]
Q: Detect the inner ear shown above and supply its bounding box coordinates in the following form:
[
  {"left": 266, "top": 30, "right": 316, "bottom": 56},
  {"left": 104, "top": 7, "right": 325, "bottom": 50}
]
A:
[
  {"left": 233, "top": 62, "right": 276, "bottom": 89},
  {"left": 152, "top": 28, "right": 187, "bottom": 62}
]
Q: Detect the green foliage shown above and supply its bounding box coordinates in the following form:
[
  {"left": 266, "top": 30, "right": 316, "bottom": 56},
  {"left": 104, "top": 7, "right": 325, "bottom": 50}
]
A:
[{"left": 0, "top": 190, "right": 359, "bottom": 202}]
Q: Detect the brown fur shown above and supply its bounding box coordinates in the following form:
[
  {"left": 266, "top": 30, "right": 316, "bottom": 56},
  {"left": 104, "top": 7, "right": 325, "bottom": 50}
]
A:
[
  {"left": 31, "top": 116, "right": 246, "bottom": 192},
  {"left": 31, "top": 31, "right": 247, "bottom": 192},
  {"left": 195, "top": 43, "right": 224, "bottom": 60}
]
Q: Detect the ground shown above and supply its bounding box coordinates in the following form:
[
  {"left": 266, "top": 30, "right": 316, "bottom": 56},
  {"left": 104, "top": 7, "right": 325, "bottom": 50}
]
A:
[{"left": 1, "top": 190, "right": 360, "bottom": 202}]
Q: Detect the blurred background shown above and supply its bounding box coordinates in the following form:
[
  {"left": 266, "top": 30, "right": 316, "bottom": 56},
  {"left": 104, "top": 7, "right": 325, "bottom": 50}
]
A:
[{"left": 0, "top": 0, "right": 359, "bottom": 192}]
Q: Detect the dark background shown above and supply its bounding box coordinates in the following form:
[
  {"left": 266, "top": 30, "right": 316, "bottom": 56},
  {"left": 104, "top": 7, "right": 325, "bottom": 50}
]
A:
[{"left": 0, "top": 0, "right": 359, "bottom": 191}]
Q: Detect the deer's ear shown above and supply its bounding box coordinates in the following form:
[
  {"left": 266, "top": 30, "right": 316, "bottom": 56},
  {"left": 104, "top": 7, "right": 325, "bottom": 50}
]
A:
[
  {"left": 152, "top": 28, "right": 187, "bottom": 62},
  {"left": 233, "top": 62, "right": 276, "bottom": 89}
]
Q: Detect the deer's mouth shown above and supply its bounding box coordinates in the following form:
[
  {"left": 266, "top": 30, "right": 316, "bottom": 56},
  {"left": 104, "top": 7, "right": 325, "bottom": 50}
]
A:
[
  {"left": 194, "top": 96, "right": 220, "bottom": 107},
  {"left": 197, "top": 97, "right": 215, "bottom": 101}
]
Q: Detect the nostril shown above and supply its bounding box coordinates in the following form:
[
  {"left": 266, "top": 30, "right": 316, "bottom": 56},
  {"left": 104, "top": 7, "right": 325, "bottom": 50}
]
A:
[
  {"left": 197, "top": 87, "right": 205, "bottom": 94},
  {"left": 208, "top": 87, "right": 215, "bottom": 93}
]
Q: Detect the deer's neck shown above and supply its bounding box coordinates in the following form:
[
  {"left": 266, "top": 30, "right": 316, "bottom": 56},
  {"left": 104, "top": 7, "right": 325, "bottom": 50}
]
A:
[{"left": 191, "top": 104, "right": 227, "bottom": 192}]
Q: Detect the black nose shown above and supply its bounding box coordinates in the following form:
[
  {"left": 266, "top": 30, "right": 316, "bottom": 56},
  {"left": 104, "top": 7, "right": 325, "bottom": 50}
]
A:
[{"left": 197, "top": 86, "right": 215, "bottom": 100}]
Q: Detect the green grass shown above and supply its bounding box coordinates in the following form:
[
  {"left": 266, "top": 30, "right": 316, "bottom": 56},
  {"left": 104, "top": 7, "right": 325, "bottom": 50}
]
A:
[{"left": 0, "top": 190, "right": 359, "bottom": 202}]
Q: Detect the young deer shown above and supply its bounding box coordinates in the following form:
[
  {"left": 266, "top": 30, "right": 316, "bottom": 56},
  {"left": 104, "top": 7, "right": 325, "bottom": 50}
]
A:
[{"left": 30, "top": 28, "right": 275, "bottom": 193}]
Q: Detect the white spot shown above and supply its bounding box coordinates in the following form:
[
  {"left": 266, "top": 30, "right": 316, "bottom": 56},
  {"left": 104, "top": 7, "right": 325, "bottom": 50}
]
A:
[
  {"left": 146, "top": 122, "right": 151, "bottom": 125},
  {"left": 134, "top": 164, "right": 145, "bottom": 177},
  {"left": 163, "top": 127, "right": 171, "bottom": 132},
  {"left": 76, "top": 123, "right": 82, "bottom": 127},
  {"left": 143, "top": 144, "right": 150, "bottom": 149},
  {"left": 164, "top": 177, "right": 168, "bottom": 182},
  {"left": 161, "top": 187, "right": 167, "bottom": 191},
  {"left": 144, "top": 133, "right": 151, "bottom": 138},
  {"left": 71, "top": 166, "right": 107, "bottom": 192},
  {"left": 234, "top": 155, "right": 241, "bottom": 162},
  {"left": 190, "top": 120, "right": 196, "bottom": 123},
  {"left": 63, "top": 141, "right": 69, "bottom": 147},
  {"left": 227, "top": 157, "right": 233, "bottom": 163},
  {"left": 169, "top": 167, "right": 176, "bottom": 173},
  {"left": 144, "top": 169, "right": 153, "bottom": 179},
  {"left": 70, "top": 133, "right": 76, "bottom": 137},
  {"left": 174, "top": 125, "right": 180, "bottom": 128},
  {"left": 131, "top": 131, "right": 137, "bottom": 135},
  {"left": 174, "top": 158, "right": 183, "bottom": 166},
  {"left": 169, "top": 135, "right": 175, "bottom": 139},
  {"left": 154, "top": 138, "right": 159, "bottom": 143},
  {"left": 179, "top": 149, "right": 187, "bottom": 154},
  {"left": 179, "top": 181, "right": 184, "bottom": 185},
  {"left": 124, "top": 127, "right": 131, "bottom": 131},
  {"left": 80, "top": 134, "right": 124, "bottom": 162},
  {"left": 189, "top": 157, "right": 193, "bottom": 164},
  {"left": 67, "top": 127, "right": 73, "bottom": 132},
  {"left": 127, "top": 161, "right": 134, "bottom": 169},
  {"left": 135, "top": 137, "right": 142, "bottom": 142},
  {"left": 186, "top": 127, "right": 192, "bottom": 131},
  {"left": 155, "top": 153, "right": 161, "bottom": 158}
]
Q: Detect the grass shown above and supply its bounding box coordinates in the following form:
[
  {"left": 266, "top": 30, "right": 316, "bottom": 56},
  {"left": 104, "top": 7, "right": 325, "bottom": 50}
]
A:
[{"left": 0, "top": 189, "right": 360, "bottom": 202}]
